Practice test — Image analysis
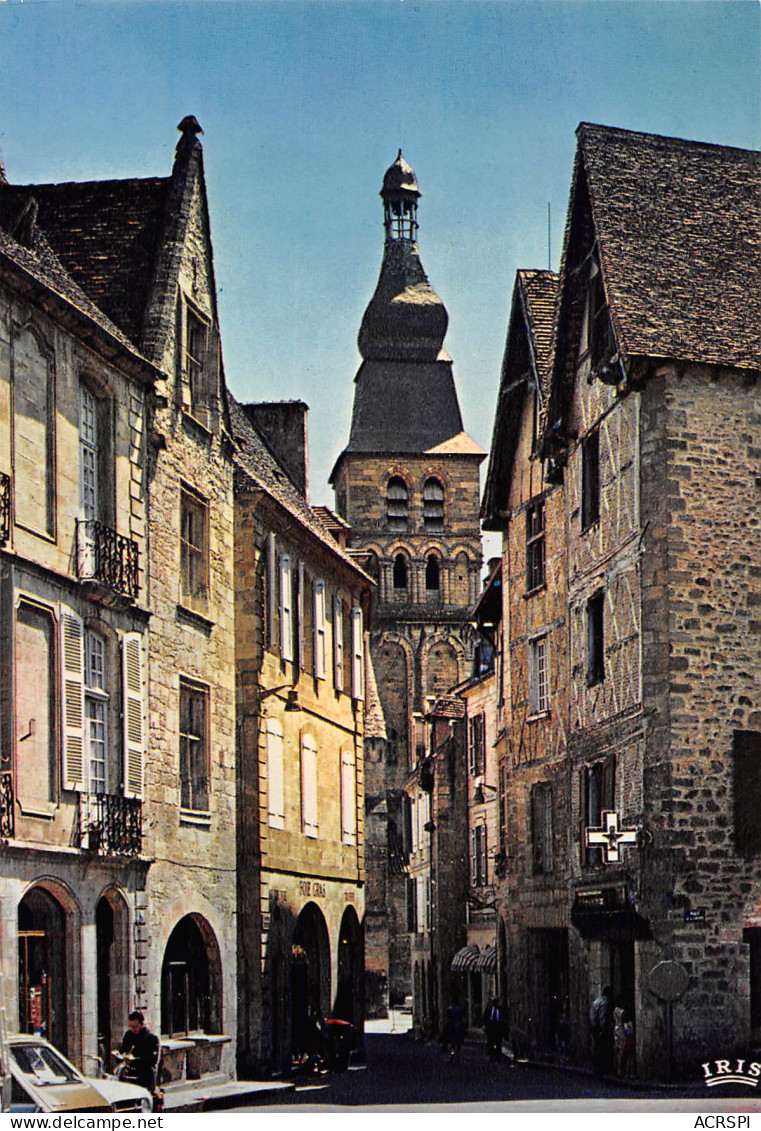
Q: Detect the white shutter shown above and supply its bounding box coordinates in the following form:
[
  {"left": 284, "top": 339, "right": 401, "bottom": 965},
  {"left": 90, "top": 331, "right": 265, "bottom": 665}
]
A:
[
  {"left": 416, "top": 877, "right": 426, "bottom": 930},
  {"left": 340, "top": 747, "right": 356, "bottom": 846},
  {"left": 410, "top": 796, "right": 418, "bottom": 853},
  {"left": 297, "top": 562, "right": 305, "bottom": 669},
  {"left": 301, "top": 733, "right": 318, "bottom": 837},
  {"left": 60, "top": 608, "right": 85, "bottom": 791},
  {"left": 122, "top": 632, "right": 145, "bottom": 800},
  {"left": 266, "top": 533, "right": 277, "bottom": 650},
  {"left": 279, "top": 553, "right": 293, "bottom": 662},
  {"left": 351, "top": 606, "right": 364, "bottom": 701},
  {"left": 267, "top": 718, "right": 285, "bottom": 829},
  {"left": 313, "top": 580, "right": 326, "bottom": 680},
  {"left": 333, "top": 596, "right": 344, "bottom": 693}
]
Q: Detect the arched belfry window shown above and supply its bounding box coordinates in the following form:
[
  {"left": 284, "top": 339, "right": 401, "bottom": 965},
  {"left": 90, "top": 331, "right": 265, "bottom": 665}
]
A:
[
  {"left": 425, "top": 554, "right": 440, "bottom": 591},
  {"left": 393, "top": 553, "right": 408, "bottom": 590},
  {"left": 423, "top": 479, "right": 444, "bottom": 532},
  {"left": 387, "top": 478, "right": 408, "bottom": 532}
]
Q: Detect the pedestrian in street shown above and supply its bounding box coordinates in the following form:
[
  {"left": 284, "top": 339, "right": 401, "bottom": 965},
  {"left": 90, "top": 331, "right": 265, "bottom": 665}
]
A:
[
  {"left": 613, "top": 1002, "right": 635, "bottom": 1079},
  {"left": 441, "top": 999, "right": 465, "bottom": 1064},
  {"left": 482, "top": 997, "right": 503, "bottom": 1061},
  {"left": 589, "top": 985, "right": 613, "bottom": 1075},
  {"left": 118, "top": 1011, "right": 160, "bottom": 1097}
]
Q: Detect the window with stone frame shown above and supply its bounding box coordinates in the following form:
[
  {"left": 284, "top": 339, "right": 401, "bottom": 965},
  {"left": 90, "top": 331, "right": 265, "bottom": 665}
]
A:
[
  {"left": 468, "top": 712, "right": 486, "bottom": 776},
  {"left": 179, "top": 679, "right": 209, "bottom": 813},
  {"left": 180, "top": 485, "right": 209, "bottom": 611},
  {"left": 586, "top": 589, "right": 605, "bottom": 687},
  {"left": 423, "top": 478, "right": 445, "bottom": 532},
  {"left": 528, "top": 634, "right": 550, "bottom": 716},
  {"left": 471, "top": 821, "right": 488, "bottom": 887},
  {"left": 179, "top": 296, "right": 212, "bottom": 424},
  {"left": 580, "top": 755, "right": 615, "bottom": 868},
  {"left": 581, "top": 428, "right": 600, "bottom": 531},
  {"left": 531, "top": 781, "right": 553, "bottom": 874},
  {"left": 526, "top": 498, "right": 546, "bottom": 592},
  {"left": 386, "top": 477, "right": 408, "bottom": 532},
  {"left": 733, "top": 731, "right": 761, "bottom": 857}
]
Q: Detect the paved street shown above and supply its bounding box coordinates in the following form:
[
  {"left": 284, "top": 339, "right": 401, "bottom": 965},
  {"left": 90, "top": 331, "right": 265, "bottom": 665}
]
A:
[{"left": 235, "top": 1029, "right": 722, "bottom": 1111}]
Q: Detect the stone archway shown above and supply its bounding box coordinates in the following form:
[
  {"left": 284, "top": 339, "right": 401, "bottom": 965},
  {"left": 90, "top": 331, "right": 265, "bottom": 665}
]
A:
[
  {"left": 95, "top": 889, "right": 130, "bottom": 1069},
  {"left": 18, "top": 885, "right": 74, "bottom": 1056},
  {"left": 334, "top": 906, "right": 364, "bottom": 1032},
  {"left": 160, "top": 914, "right": 222, "bottom": 1037}
]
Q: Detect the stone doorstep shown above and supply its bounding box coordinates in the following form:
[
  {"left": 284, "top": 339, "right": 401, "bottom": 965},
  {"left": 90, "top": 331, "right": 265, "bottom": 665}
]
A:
[{"left": 162, "top": 1078, "right": 296, "bottom": 1112}]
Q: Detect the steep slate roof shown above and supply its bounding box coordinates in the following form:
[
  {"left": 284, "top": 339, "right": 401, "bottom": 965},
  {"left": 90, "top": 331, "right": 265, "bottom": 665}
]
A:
[
  {"left": 228, "top": 393, "right": 372, "bottom": 583},
  {"left": 577, "top": 123, "right": 760, "bottom": 371},
  {"left": 481, "top": 269, "right": 559, "bottom": 528},
  {"left": 0, "top": 178, "right": 169, "bottom": 348},
  {"left": 0, "top": 206, "right": 156, "bottom": 376}
]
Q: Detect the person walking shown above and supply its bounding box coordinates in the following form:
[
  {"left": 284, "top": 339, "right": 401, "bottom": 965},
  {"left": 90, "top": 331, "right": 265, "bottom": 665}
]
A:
[
  {"left": 482, "top": 997, "right": 503, "bottom": 1061},
  {"left": 441, "top": 1000, "right": 465, "bottom": 1064},
  {"left": 589, "top": 986, "right": 613, "bottom": 1075}
]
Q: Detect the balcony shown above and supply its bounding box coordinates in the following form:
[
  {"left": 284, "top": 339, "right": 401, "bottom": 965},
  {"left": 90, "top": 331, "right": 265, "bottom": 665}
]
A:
[
  {"left": 0, "top": 770, "right": 14, "bottom": 839},
  {"left": 80, "top": 793, "right": 142, "bottom": 856},
  {"left": 77, "top": 519, "right": 139, "bottom": 600},
  {"left": 0, "top": 472, "right": 10, "bottom": 546}
]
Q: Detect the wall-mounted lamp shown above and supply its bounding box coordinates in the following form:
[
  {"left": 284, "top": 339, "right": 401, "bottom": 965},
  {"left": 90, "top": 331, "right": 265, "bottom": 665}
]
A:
[
  {"left": 284, "top": 689, "right": 301, "bottom": 712},
  {"left": 474, "top": 775, "right": 498, "bottom": 806}
]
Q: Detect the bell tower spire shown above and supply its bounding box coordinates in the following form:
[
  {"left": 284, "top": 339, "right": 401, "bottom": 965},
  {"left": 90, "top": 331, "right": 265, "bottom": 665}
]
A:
[{"left": 381, "top": 149, "right": 420, "bottom": 244}]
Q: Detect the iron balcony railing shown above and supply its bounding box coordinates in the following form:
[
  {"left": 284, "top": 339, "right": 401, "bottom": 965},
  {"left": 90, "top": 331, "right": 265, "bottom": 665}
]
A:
[
  {"left": 0, "top": 770, "right": 14, "bottom": 839},
  {"left": 81, "top": 793, "right": 142, "bottom": 855},
  {"left": 0, "top": 472, "right": 10, "bottom": 547},
  {"left": 77, "top": 519, "right": 139, "bottom": 600}
]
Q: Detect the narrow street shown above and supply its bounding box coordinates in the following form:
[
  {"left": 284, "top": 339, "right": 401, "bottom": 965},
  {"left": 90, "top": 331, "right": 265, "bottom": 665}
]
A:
[{"left": 236, "top": 1028, "right": 714, "bottom": 1111}]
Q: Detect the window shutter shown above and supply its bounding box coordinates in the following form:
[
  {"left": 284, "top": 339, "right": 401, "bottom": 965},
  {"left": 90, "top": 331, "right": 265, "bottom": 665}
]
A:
[
  {"left": 279, "top": 553, "right": 293, "bottom": 662},
  {"left": 351, "top": 606, "right": 364, "bottom": 701},
  {"left": 301, "top": 733, "right": 318, "bottom": 837},
  {"left": 333, "top": 596, "right": 344, "bottom": 693},
  {"left": 341, "top": 747, "right": 356, "bottom": 846},
  {"left": 60, "top": 608, "right": 85, "bottom": 791},
  {"left": 267, "top": 533, "right": 277, "bottom": 650},
  {"left": 297, "top": 563, "right": 305, "bottom": 669},
  {"left": 417, "top": 877, "right": 425, "bottom": 930},
  {"left": 407, "top": 877, "right": 417, "bottom": 932},
  {"left": 267, "top": 718, "right": 285, "bottom": 829},
  {"left": 313, "top": 581, "right": 326, "bottom": 680},
  {"left": 470, "top": 826, "right": 478, "bottom": 885},
  {"left": 410, "top": 796, "right": 418, "bottom": 853},
  {"left": 122, "top": 632, "right": 145, "bottom": 800}
]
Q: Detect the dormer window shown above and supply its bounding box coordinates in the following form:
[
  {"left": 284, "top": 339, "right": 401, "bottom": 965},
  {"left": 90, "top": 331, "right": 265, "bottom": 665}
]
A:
[
  {"left": 178, "top": 294, "right": 213, "bottom": 424},
  {"left": 588, "top": 263, "right": 616, "bottom": 370},
  {"left": 387, "top": 478, "right": 408, "bottom": 532},
  {"left": 423, "top": 478, "right": 444, "bottom": 532}
]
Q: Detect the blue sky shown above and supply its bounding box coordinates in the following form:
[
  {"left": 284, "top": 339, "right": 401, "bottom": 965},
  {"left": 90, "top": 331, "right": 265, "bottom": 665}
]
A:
[{"left": 1, "top": 0, "right": 758, "bottom": 529}]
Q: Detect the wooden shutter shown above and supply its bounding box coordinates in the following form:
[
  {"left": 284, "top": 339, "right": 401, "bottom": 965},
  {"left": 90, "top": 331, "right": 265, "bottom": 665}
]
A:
[
  {"left": 340, "top": 747, "right": 356, "bottom": 846},
  {"left": 279, "top": 553, "right": 293, "bottom": 662},
  {"left": 351, "top": 606, "right": 364, "bottom": 701},
  {"left": 301, "top": 733, "right": 318, "bottom": 837},
  {"left": 297, "top": 563, "right": 305, "bottom": 669},
  {"left": 122, "top": 632, "right": 145, "bottom": 800},
  {"left": 333, "top": 596, "right": 344, "bottom": 693},
  {"left": 313, "top": 580, "right": 326, "bottom": 680},
  {"left": 267, "top": 533, "right": 277, "bottom": 651},
  {"left": 267, "top": 718, "right": 285, "bottom": 829},
  {"left": 470, "top": 826, "right": 478, "bottom": 885},
  {"left": 60, "top": 608, "right": 85, "bottom": 791}
]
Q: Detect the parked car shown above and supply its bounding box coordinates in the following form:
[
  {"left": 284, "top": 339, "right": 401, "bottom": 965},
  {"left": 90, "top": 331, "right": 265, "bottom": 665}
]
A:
[{"left": 7, "top": 1035, "right": 151, "bottom": 1113}]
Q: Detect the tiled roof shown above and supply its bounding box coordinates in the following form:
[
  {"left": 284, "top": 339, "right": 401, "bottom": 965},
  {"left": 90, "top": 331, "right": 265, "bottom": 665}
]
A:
[
  {"left": 363, "top": 646, "right": 388, "bottom": 741},
  {"left": 0, "top": 177, "right": 169, "bottom": 348},
  {"left": 519, "top": 269, "right": 557, "bottom": 386},
  {"left": 578, "top": 123, "right": 760, "bottom": 371},
  {"left": 427, "top": 694, "right": 467, "bottom": 720},
  {"left": 0, "top": 210, "right": 155, "bottom": 373},
  {"left": 228, "top": 393, "right": 372, "bottom": 584}
]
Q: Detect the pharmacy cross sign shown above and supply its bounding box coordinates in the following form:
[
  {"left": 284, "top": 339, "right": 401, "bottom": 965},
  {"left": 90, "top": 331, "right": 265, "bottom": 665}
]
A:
[{"left": 585, "top": 810, "right": 640, "bottom": 864}]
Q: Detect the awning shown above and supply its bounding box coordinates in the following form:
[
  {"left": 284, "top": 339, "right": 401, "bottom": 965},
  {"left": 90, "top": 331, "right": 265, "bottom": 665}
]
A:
[
  {"left": 475, "top": 944, "right": 496, "bottom": 973},
  {"left": 450, "top": 944, "right": 480, "bottom": 972}
]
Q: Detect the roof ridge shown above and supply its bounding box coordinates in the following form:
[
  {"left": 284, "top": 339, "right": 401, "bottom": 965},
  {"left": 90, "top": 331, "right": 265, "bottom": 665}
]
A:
[{"left": 577, "top": 121, "right": 760, "bottom": 158}]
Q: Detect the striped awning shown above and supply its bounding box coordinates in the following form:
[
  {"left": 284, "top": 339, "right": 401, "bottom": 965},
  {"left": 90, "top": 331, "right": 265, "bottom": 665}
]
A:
[
  {"left": 451, "top": 944, "right": 480, "bottom": 972},
  {"left": 475, "top": 944, "right": 497, "bottom": 973}
]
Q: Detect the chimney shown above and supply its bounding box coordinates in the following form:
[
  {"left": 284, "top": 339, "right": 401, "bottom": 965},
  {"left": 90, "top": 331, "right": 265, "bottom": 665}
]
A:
[{"left": 242, "top": 401, "right": 309, "bottom": 497}]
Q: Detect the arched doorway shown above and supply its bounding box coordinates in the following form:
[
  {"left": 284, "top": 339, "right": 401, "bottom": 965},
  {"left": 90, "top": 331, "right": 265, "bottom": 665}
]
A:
[
  {"left": 18, "top": 887, "right": 67, "bottom": 1053},
  {"left": 95, "top": 891, "right": 130, "bottom": 1069},
  {"left": 160, "top": 915, "right": 222, "bottom": 1037},
  {"left": 291, "top": 903, "right": 330, "bottom": 1055},
  {"left": 334, "top": 906, "right": 363, "bottom": 1031}
]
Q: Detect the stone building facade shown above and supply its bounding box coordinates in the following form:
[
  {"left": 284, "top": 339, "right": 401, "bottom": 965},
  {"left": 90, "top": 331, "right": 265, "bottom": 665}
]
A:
[
  {"left": 330, "top": 153, "right": 484, "bottom": 1017},
  {"left": 0, "top": 118, "right": 239, "bottom": 1084},
  {"left": 230, "top": 396, "right": 372, "bottom": 1076},
  {"left": 484, "top": 123, "right": 761, "bottom": 1078}
]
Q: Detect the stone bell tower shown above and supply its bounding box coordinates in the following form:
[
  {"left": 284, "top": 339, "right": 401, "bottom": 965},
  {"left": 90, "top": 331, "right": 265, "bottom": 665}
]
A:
[{"left": 330, "top": 152, "right": 484, "bottom": 1015}]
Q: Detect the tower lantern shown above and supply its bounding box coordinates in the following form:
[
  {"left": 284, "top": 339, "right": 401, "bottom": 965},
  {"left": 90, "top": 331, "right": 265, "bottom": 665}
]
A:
[{"left": 381, "top": 150, "right": 420, "bottom": 243}]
